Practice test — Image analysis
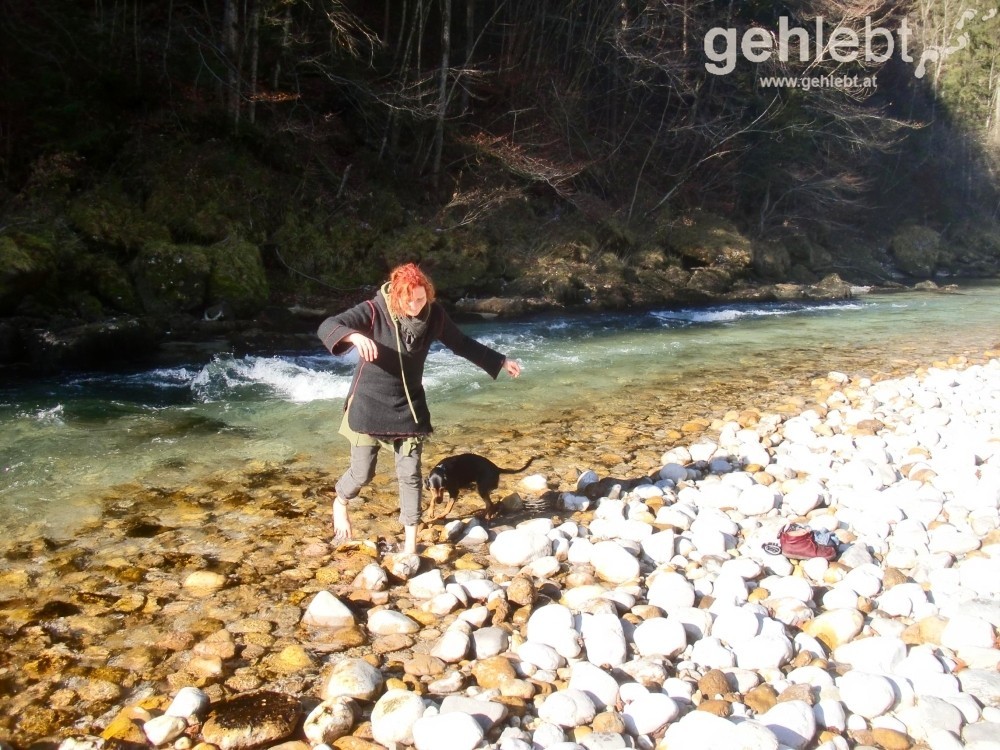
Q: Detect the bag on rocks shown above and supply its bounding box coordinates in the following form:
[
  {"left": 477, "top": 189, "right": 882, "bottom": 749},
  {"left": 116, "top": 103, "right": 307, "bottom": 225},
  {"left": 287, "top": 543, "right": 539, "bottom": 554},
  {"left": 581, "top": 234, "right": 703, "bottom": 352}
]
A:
[{"left": 764, "top": 524, "right": 839, "bottom": 560}]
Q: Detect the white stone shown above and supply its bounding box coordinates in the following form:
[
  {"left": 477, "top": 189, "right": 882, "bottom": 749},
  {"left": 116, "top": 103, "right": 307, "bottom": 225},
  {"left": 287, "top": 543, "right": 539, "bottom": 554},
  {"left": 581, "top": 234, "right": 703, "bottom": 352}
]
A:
[
  {"left": 581, "top": 612, "right": 626, "bottom": 667},
  {"left": 537, "top": 689, "right": 597, "bottom": 728},
  {"left": 621, "top": 693, "right": 680, "bottom": 736},
  {"left": 527, "top": 604, "right": 575, "bottom": 643},
  {"left": 941, "top": 614, "right": 996, "bottom": 650},
  {"left": 833, "top": 636, "right": 906, "bottom": 674},
  {"left": 182, "top": 570, "right": 226, "bottom": 596},
  {"left": 412, "top": 712, "right": 484, "bottom": 750},
  {"left": 408, "top": 569, "right": 446, "bottom": 598},
  {"left": 661, "top": 711, "right": 779, "bottom": 750},
  {"left": 320, "top": 657, "right": 384, "bottom": 701},
  {"left": 385, "top": 551, "right": 422, "bottom": 578},
  {"left": 520, "top": 474, "right": 549, "bottom": 493},
  {"left": 958, "top": 669, "right": 1000, "bottom": 708},
  {"left": 304, "top": 697, "right": 357, "bottom": 745},
  {"left": 895, "top": 695, "right": 966, "bottom": 741},
  {"left": 431, "top": 629, "right": 470, "bottom": 663},
  {"left": 165, "top": 686, "right": 210, "bottom": 718},
  {"left": 489, "top": 529, "right": 552, "bottom": 566},
  {"left": 631, "top": 617, "right": 686, "bottom": 658},
  {"left": 711, "top": 606, "right": 762, "bottom": 646},
  {"left": 517, "top": 641, "right": 566, "bottom": 671},
  {"left": 143, "top": 715, "right": 187, "bottom": 746},
  {"left": 353, "top": 563, "right": 389, "bottom": 591},
  {"left": 568, "top": 661, "right": 620, "bottom": 711},
  {"left": 472, "top": 626, "right": 509, "bottom": 659},
  {"left": 835, "top": 672, "right": 896, "bottom": 718},
  {"left": 646, "top": 570, "right": 696, "bottom": 613},
  {"left": 813, "top": 698, "right": 847, "bottom": 732},
  {"left": 738, "top": 484, "right": 779, "bottom": 515},
  {"left": 303, "top": 591, "right": 357, "bottom": 629},
  {"left": 590, "top": 541, "right": 640, "bottom": 584},
  {"left": 458, "top": 524, "right": 490, "bottom": 547},
  {"left": 689, "top": 636, "right": 736, "bottom": 670},
  {"left": 367, "top": 608, "right": 421, "bottom": 635},
  {"left": 758, "top": 700, "right": 817, "bottom": 750},
  {"left": 734, "top": 633, "right": 793, "bottom": 670}
]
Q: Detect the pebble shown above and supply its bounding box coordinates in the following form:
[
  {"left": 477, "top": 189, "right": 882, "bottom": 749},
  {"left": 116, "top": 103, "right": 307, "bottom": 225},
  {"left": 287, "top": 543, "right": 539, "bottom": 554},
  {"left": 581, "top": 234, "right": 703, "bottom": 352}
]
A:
[
  {"left": 370, "top": 689, "right": 426, "bottom": 746},
  {"left": 412, "top": 712, "right": 485, "bottom": 750},
  {"left": 302, "top": 591, "right": 356, "bottom": 628},
  {"left": 320, "top": 659, "right": 384, "bottom": 701}
]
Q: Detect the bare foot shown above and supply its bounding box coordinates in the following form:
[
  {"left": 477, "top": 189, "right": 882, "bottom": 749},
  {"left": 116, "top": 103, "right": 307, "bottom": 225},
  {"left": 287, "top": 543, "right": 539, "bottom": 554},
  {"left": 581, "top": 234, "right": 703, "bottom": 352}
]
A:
[
  {"left": 333, "top": 497, "right": 353, "bottom": 543},
  {"left": 403, "top": 524, "right": 418, "bottom": 554}
]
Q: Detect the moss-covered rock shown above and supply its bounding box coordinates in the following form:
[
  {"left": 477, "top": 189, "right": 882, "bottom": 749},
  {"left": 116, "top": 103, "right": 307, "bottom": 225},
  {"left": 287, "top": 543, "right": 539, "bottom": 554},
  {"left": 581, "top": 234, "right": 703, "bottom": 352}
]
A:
[
  {"left": 658, "top": 210, "right": 753, "bottom": 270},
  {"left": 206, "top": 238, "right": 269, "bottom": 317},
  {"left": 890, "top": 225, "right": 941, "bottom": 278},
  {"left": 376, "top": 224, "right": 501, "bottom": 294},
  {"left": 273, "top": 215, "right": 382, "bottom": 292},
  {"left": 130, "top": 241, "right": 211, "bottom": 315},
  {"left": 946, "top": 219, "right": 1000, "bottom": 276},
  {"left": 752, "top": 239, "right": 792, "bottom": 279},
  {"left": 687, "top": 267, "right": 734, "bottom": 296},
  {"left": 67, "top": 182, "right": 170, "bottom": 254},
  {"left": 78, "top": 253, "right": 142, "bottom": 313},
  {"left": 0, "top": 233, "right": 57, "bottom": 314},
  {"left": 143, "top": 145, "right": 274, "bottom": 245}
]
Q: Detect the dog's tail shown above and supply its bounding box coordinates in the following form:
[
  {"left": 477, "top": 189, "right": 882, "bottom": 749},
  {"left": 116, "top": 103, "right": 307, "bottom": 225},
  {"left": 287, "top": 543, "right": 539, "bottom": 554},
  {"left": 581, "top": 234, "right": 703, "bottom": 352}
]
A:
[{"left": 498, "top": 457, "right": 535, "bottom": 474}]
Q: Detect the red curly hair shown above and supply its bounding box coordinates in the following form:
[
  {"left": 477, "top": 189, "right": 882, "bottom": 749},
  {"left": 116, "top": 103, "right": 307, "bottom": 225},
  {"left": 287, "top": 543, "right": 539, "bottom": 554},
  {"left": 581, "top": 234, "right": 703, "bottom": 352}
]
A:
[{"left": 386, "top": 263, "right": 436, "bottom": 318}]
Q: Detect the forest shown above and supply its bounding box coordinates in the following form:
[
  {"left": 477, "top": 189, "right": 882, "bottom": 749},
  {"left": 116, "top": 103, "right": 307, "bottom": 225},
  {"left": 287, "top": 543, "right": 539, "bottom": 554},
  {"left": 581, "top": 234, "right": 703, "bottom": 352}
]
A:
[{"left": 1, "top": 0, "right": 999, "bottom": 368}]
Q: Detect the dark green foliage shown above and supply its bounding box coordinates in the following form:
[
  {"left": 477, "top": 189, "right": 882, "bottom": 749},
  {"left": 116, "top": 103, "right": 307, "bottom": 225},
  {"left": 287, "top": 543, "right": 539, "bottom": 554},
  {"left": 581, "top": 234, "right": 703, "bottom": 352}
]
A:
[{"left": 0, "top": 0, "right": 997, "bottom": 327}]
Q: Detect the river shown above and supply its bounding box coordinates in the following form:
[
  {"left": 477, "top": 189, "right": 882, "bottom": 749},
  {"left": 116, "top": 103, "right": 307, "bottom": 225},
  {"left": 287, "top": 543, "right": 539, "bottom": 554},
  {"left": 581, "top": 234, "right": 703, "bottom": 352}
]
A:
[{"left": 2, "top": 283, "right": 998, "bottom": 540}]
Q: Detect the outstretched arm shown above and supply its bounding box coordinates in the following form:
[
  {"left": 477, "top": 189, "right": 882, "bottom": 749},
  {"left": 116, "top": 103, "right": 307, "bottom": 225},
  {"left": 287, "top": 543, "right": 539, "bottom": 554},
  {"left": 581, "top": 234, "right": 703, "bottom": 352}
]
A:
[{"left": 501, "top": 358, "right": 521, "bottom": 378}]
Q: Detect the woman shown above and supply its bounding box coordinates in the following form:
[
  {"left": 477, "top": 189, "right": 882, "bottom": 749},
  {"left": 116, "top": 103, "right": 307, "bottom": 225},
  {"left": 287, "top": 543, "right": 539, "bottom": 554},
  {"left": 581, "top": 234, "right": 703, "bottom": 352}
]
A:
[{"left": 317, "top": 263, "right": 521, "bottom": 553}]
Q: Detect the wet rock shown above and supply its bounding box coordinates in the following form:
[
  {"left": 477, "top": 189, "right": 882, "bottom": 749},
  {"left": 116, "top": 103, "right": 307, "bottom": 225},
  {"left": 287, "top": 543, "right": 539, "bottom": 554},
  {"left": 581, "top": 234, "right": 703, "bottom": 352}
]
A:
[
  {"left": 319, "top": 659, "right": 384, "bottom": 702},
  {"left": 302, "top": 697, "right": 356, "bottom": 745},
  {"left": 200, "top": 691, "right": 301, "bottom": 750}
]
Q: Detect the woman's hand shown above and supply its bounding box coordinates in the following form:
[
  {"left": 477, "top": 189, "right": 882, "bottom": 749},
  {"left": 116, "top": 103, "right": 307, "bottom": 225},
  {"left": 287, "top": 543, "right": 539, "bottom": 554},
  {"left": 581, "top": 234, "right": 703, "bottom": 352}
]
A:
[
  {"left": 347, "top": 332, "right": 378, "bottom": 362},
  {"left": 502, "top": 358, "right": 521, "bottom": 378}
]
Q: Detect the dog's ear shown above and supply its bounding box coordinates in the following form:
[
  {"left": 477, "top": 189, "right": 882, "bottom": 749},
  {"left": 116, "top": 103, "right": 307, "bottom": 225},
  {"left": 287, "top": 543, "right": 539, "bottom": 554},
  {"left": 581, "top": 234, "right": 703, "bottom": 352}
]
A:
[{"left": 423, "top": 476, "right": 430, "bottom": 488}]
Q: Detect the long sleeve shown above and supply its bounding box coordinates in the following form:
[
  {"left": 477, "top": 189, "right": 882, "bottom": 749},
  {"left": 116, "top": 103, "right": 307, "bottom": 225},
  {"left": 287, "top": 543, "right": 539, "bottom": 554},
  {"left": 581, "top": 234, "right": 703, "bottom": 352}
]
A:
[
  {"left": 435, "top": 310, "right": 506, "bottom": 379},
  {"left": 317, "top": 300, "right": 374, "bottom": 355}
]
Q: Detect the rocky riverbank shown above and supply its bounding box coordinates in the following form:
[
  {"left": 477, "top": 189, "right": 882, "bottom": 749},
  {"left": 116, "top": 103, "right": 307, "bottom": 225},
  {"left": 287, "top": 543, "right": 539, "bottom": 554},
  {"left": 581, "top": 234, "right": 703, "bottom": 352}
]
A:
[{"left": 1, "top": 352, "right": 999, "bottom": 750}]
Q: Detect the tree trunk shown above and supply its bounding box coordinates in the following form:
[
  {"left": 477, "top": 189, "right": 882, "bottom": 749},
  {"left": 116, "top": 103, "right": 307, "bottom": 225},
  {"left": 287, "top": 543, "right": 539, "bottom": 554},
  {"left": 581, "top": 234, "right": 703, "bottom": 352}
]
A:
[
  {"left": 247, "top": 0, "right": 260, "bottom": 125},
  {"left": 432, "top": 0, "right": 452, "bottom": 188},
  {"left": 222, "top": 0, "right": 240, "bottom": 127},
  {"left": 461, "top": 0, "right": 473, "bottom": 114}
]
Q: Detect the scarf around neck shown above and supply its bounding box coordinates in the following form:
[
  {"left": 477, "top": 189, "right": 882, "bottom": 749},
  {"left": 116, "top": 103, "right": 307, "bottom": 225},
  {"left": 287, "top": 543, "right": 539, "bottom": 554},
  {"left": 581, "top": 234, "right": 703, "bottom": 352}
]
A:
[{"left": 382, "top": 284, "right": 430, "bottom": 352}]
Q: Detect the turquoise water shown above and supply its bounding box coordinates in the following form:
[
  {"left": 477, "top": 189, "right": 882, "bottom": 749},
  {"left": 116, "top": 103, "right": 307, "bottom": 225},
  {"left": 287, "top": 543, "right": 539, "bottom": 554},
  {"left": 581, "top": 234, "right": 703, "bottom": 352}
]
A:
[{"left": 2, "top": 284, "right": 998, "bottom": 537}]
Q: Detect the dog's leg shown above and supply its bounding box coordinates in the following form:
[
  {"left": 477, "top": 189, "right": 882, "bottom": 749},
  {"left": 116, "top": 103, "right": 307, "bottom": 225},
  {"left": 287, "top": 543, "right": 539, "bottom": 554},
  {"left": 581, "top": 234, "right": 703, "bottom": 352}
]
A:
[
  {"left": 431, "top": 491, "right": 459, "bottom": 521},
  {"left": 476, "top": 486, "right": 498, "bottom": 521}
]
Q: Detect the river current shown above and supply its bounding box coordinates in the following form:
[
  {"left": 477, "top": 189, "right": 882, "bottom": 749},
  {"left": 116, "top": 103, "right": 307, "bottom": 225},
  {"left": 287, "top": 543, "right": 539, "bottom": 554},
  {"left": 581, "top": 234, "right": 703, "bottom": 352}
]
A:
[{"left": 2, "top": 283, "right": 998, "bottom": 539}]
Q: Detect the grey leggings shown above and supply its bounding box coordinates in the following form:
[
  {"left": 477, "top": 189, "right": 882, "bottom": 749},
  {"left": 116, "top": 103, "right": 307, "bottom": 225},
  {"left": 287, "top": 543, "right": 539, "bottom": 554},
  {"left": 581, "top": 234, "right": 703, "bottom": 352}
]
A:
[{"left": 335, "top": 441, "right": 423, "bottom": 527}]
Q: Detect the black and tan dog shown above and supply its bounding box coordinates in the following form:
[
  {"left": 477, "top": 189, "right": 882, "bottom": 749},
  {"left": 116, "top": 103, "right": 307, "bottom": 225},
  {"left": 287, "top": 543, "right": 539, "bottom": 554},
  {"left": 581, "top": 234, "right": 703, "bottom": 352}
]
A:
[{"left": 424, "top": 453, "right": 535, "bottom": 521}]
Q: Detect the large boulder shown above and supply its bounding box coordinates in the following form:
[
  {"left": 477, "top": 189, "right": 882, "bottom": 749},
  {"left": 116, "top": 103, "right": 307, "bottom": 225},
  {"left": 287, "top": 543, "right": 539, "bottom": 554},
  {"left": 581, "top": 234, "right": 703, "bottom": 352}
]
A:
[
  {"left": 79, "top": 253, "right": 142, "bottom": 314},
  {"left": 206, "top": 238, "right": 269, "bottom": 318},
  {"left": 890, "top": 225, "right": 941, "bottom": 278},
  {"left": 752, "top": 238, "right": 792, "bottom": 279},
  {"left": 130, "top": 241, "right": 211, "bottom": 315},
  {"left": 946, "top": 219, "right": 1000, "bottom": 277},
  {"left": 659, "top": 211, "right": 753, "bottom": 270},
  {"left": 0, "top": 233, "right": 56, "bottom": 314},
  {"left": 804, "top": 273, "right": 853, "bottom": 301},
  {"left": 67, "top": 182, "right": 170, "bottom": 252}
]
